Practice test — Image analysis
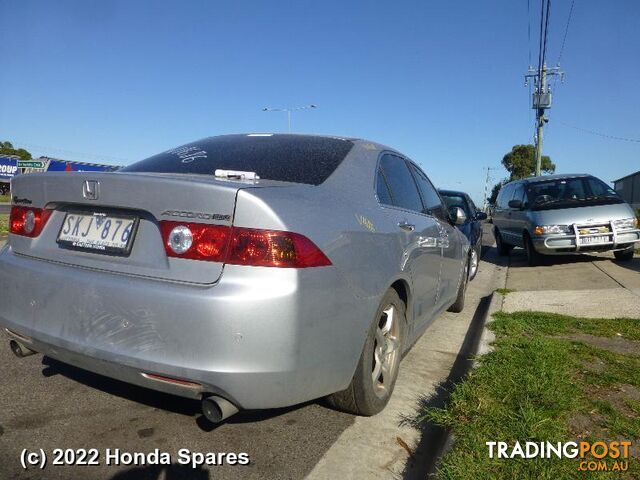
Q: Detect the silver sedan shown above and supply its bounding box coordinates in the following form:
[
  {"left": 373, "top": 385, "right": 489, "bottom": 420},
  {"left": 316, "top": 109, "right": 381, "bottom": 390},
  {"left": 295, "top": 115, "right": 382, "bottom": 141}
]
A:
[{"left": 0, "top": 134, "right": 470, "bottom": 422}]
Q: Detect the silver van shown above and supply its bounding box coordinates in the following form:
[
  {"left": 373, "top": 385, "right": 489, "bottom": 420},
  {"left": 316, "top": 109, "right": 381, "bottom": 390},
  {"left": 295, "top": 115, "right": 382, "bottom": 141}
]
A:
[{"left": 493, "top": 174, "right": 639, "bottom": 265}]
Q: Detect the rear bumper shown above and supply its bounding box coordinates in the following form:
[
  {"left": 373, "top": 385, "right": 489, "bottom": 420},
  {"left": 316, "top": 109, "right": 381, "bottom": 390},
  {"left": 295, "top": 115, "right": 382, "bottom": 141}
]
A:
[
  {"left": 0, "top": 246, "right": 372, "bottom": 409},
  {"left": 533, "top": 228, "right": 640, "bottom": 255}
]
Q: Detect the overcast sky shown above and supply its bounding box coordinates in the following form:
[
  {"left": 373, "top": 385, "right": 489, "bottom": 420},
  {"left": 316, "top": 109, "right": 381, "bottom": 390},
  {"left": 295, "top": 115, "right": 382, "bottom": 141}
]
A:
[{"left": 1, "top": 0, "right": 639, "bottom": 203}]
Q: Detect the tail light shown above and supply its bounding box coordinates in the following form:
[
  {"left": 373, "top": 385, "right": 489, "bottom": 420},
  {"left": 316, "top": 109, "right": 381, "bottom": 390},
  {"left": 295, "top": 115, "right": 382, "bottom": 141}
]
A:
[
  {"left": 160, "top": 221, "right": 230, "bottom": 262},
  {"left": 226, "top": 227, "right": 331, "bottom": 268},
  {"left": 10, "top": 207, "right": 53, "bottom": 237},
  {"left": 159, "top": 221, "right": 331, "bottom": 268}
]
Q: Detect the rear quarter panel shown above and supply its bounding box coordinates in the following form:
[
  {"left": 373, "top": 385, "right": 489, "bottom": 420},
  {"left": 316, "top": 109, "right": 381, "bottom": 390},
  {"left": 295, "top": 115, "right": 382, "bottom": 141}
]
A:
[{"left": 233, "top": 144, "right": 413, "bottom": 353}]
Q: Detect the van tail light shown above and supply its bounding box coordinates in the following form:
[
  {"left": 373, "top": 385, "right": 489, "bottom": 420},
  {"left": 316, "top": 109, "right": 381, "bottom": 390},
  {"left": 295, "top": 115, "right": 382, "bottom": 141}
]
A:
[
  {"left": 10, "top": 207, "right": 53, "bottom": 237},
  {"left": 159, "top": 221, "right": 331, "bottom": 268}
]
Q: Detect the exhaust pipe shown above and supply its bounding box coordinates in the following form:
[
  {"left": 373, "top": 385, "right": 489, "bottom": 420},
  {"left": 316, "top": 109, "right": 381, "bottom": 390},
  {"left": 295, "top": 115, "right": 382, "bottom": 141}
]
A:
[
  {"left": 10, "top": 340, "right": 36, "bottom": 358},
  {"left": 201, "top": 395, "right": 239, "bottom": 423}
]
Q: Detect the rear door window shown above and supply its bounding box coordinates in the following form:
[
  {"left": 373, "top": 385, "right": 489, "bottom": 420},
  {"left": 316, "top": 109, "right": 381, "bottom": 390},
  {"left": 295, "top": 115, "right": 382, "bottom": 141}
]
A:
[
  {"left": 376, "top": 168, "right": 394, "bottom": 205},
  {"left": 409, "top": 164, "right": 446, "bottom": 220},
  {"left": 379, "top": 154, "right": 423, "bottom": 213}
]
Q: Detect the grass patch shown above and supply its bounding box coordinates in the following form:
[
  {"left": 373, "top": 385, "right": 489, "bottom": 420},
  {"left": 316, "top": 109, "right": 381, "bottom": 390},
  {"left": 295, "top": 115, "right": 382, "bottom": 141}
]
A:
[
  {"left": 0, "top": 193, "right": 9, "bottom": 203},
  {"left": 0, "top": 214, "right": 8, "bottom": 235},
  {"left": 423, "top": 311, "right": 640, "bottom": 479},
  {"left": 495, "top": 288, "right": 515, "bottom": 295}
]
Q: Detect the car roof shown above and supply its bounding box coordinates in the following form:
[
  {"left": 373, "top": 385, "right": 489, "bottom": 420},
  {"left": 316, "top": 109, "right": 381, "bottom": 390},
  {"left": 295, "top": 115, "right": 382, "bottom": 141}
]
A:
[
  {"left": 509, "top": 173, "right": 592, "bottom": 185},
  {"left": 438, "top": 189, "right": 469, "bottom": 197},
  {"left": 230, "top": 133, "right": 406, "bottom": 155}
]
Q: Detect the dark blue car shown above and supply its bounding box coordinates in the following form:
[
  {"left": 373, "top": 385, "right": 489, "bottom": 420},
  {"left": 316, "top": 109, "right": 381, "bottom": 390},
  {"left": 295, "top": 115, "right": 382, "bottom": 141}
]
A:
[{"left": 439, "top": 189, "right": 487, "bottom": 280}]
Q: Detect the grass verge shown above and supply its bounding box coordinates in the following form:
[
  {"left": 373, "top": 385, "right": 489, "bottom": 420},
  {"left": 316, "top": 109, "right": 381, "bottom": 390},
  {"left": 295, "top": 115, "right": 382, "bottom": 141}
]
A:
[
  {"left": 423, "top": 311, "right": 640, "bottom": 479},
  {"left": 0, "top": 214, "right": 8, "bottom": 235},
  {"left": 495, "top": 288, "right": 515, "bottom": 295}
]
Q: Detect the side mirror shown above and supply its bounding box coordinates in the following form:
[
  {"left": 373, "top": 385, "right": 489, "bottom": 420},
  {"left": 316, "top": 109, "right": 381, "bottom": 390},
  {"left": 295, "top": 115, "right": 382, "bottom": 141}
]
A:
[
  {"left": 508, "top": 199, "right": 523, "bottom": 210},
  {"left": 449, "top": 206, "right": 467, "bottom": 225},
  {"left": 475, "top": 211, "right": 488, "bottom": 221}
]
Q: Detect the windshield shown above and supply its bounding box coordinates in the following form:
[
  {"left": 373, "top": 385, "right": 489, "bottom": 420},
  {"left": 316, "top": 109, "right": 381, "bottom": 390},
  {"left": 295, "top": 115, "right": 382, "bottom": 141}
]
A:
[{"left": 526, "top": 176, "right": 623, "bottom": 210}]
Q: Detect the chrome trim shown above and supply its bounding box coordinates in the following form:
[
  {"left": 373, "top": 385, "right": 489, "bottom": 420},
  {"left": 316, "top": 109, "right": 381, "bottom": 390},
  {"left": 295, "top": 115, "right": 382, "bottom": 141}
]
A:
[
  {"left": 541, "top": 222, "right": 640, "bottom": 251},
  {"left": 4, "top": 328, "right": 32, "bottom": 344}
]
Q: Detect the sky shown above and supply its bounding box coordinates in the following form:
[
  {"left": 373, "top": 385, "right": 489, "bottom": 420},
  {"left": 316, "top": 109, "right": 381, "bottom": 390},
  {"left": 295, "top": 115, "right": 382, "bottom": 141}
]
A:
[{"left": 1, "top": 0, "right": 639, "bottom": 204}]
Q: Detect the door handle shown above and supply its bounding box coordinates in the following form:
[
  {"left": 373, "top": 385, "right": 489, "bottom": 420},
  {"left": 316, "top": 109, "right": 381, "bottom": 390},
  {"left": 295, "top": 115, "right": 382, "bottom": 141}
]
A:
[
  {"left": 418, "top": 236, "right": 438, "bottom": 247},
  {"left": 398, "top": 221, "right": 415, "bottom": 232}
]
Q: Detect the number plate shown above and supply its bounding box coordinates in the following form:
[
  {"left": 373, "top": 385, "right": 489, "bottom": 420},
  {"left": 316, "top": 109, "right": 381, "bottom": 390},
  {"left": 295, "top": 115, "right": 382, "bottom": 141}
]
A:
[
  {"left": 57, "top": 212, "right": 138, "bottom": 255},
  {"left": 580, "top": 235, "right": 609, "bottom": 245}
]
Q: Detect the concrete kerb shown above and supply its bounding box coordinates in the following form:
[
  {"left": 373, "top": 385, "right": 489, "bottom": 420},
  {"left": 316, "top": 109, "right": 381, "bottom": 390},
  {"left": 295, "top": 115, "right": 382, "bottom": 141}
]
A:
[{"left": 408, "top": 291, "right": 501, "bottom": 479}]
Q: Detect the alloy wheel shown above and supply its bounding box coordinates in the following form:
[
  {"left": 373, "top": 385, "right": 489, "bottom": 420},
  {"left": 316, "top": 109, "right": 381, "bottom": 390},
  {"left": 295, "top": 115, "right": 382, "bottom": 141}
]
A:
[
  {"left": 469, "top": 248, "right": 479, "bottom": 279},
  {"left": 372, "top": 305, "right": 400, "bottom": 399}
]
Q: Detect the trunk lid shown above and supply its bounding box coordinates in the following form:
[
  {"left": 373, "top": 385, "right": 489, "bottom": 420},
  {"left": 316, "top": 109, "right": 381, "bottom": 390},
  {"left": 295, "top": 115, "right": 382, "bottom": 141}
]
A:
[{"left": 9, "top": 171, "right": 247, "bottom": 284}]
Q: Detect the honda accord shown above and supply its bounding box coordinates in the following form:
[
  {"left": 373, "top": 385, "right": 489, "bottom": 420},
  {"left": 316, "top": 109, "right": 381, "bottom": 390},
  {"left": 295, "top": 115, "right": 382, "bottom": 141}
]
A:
[{"left": 0, "top": 134, "right": 470, "bottom": 422}]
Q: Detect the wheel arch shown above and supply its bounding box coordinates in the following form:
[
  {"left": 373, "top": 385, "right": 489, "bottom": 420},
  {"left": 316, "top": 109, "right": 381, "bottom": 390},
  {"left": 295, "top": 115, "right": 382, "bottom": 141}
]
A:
[{"left": 390, "top": 278, "right": 409, "bottom": 309}]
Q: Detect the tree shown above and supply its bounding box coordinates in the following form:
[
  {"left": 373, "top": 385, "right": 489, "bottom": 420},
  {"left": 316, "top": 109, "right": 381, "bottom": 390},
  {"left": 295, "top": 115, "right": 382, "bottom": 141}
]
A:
[
  {"left": 0, "top": 141, "right": 32, "bottom": 160},
  {"left": 502, "top": 144, "right": 554, "bottom": 180},
  {"left": 488, "top": 144, "right": 556, "bottom": 205}
]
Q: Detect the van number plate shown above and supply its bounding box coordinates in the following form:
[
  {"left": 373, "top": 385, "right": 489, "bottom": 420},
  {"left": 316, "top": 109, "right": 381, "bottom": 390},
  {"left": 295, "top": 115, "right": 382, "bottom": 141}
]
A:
[
  {"left": 580, "top": 235, "right": 608, "bottom": 245},
  {"left": 57, "top": 212, "right": 138, "bottom": 255}
]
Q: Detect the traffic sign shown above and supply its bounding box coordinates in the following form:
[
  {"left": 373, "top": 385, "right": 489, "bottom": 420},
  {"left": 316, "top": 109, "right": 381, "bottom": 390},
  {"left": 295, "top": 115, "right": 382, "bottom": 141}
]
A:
[{"left": 17, "top": 160, "right": 45, "bottom": 169}]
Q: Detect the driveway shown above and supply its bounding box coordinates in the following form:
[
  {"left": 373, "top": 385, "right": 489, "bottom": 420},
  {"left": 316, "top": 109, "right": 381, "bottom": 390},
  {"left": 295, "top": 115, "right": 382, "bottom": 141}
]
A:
[
  {"left": 502, "top": 248, "right": 640, "bottom": 318},
  {"left": 0, "top": 230, "right": 506, "bottom": 479}
]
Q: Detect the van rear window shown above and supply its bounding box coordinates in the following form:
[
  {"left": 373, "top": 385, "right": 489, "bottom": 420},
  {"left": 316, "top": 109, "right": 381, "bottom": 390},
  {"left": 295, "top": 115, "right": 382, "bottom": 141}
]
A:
[{"left": 121, "top": 134, "right": 354, "bottom": 186}]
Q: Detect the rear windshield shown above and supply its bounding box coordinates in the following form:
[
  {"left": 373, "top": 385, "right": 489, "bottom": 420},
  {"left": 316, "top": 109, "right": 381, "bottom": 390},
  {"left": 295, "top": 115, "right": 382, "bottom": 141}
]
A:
[
  {"left": 526, "top": 176, "right": 623, "bottom": 210},
  {"left": 120, "top": 134, "right": 354, "bottom": 185}
]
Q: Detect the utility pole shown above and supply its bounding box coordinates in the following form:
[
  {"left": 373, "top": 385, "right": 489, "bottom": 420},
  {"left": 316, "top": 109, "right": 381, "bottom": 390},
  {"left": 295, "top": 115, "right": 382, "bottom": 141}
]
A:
[
  {"left": 482, "top": 166, "right": 500, "bottom": 211},
  {"left": 525, "top": 63, "right": 564, "bottom": 176}
]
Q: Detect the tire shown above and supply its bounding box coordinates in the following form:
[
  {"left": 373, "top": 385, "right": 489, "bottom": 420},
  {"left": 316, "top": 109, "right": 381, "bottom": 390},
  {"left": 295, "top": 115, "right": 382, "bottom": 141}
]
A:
[
  {"left": 494, "top": 228, "right": 512, "bottom": 256},
  {"left": 468, "top": 244, "right": 480, "bottom": 281},
  {"left": 524, "top": 233, "right": 542, "bottom": 266},
  {"left": 447, "top": 258, "right": 469, "bottom": 313},
  {"left": 326, "top": 289, "right": 405, "bottom": 416},
  {"left": 614, "top": 247, "right": 634, "bottom": 261}
]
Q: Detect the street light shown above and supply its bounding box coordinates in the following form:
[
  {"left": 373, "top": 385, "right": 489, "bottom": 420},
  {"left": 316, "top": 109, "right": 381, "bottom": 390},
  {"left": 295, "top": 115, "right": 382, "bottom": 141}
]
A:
[{"left": 262, "top": 104, "right": 317, "bottom": 133}]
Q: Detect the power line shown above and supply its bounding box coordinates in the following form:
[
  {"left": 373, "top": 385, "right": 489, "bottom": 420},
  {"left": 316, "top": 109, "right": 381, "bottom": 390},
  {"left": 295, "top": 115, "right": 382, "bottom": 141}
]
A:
[
  {"left": 527, "top": 0, "right": 532, "bottom": 66},
  {"left": 557, "top": 0, "right": 575, "bottom": 64},
  {"left": 537, "top": 0, "right": 545, "bottom": 80},
  {"left": 558, "top": 121, "right": 640, "bottom": 144},
  {"left": 540, "top": 0, "right": 551, "bottom": 75}
]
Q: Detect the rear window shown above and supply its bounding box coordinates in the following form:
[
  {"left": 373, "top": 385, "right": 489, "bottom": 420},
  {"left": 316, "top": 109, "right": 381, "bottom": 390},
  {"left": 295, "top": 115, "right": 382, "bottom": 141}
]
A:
[{"left": 121, "top": 134, "right": 354, "bottom": 185}]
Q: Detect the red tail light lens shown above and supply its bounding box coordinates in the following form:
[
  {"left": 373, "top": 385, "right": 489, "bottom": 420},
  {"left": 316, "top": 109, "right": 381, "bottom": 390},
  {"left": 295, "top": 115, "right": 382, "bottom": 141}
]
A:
[
  {"left": 159, "top": 221, "right": 331, "bottom": 268},
  {"left": 160, "top": 221, "right": 231, "bottom": 261},
  {"left": 10, "top": 207, "right": 53, "bottom": 237},
  {"left": 227, "top": 227, "right": 332, "bottom": 268}
]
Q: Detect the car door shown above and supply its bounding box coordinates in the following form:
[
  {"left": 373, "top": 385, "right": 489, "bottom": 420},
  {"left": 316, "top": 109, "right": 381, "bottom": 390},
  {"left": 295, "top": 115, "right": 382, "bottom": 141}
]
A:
[
  {"left": 377, "top": 154, "right": 442, "bottom": 334},
  {"left": 494, "top": 183, "right": 513, "bottom": 240},
  {"left": 408, "top": 163, "right": 463, "bottom": 313},
  {"left": 465, "top": 195, "right": 482, "bottom": 247},
  {"left": 509, "top": 183, "right": 528, "bottom": 247}
]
